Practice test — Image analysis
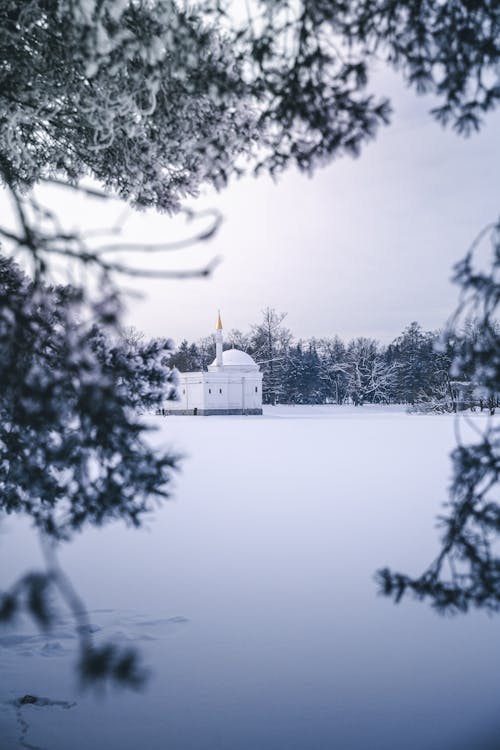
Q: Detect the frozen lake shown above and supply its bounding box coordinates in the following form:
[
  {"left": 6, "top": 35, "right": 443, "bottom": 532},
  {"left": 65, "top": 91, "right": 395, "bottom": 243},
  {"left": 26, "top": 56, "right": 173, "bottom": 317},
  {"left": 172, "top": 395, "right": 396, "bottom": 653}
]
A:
[{"left": 1, "top": 405, "right": 500, "bottom": 750}]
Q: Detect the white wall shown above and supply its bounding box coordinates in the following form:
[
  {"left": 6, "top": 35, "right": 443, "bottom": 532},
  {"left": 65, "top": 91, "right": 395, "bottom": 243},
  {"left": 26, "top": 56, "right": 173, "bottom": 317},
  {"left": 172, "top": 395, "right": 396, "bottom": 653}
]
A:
[
  {"left": 167, "top": 375, "right": 205, "bottom": 410},
  {"left": 166, "top": 371, "right": 263, "bottom": 411},
  {"left": 205, "top": 380, "right": 229, "bottom": 410},
  {"left": 243, "top": 374, "right": 263, "bottom": 410}
]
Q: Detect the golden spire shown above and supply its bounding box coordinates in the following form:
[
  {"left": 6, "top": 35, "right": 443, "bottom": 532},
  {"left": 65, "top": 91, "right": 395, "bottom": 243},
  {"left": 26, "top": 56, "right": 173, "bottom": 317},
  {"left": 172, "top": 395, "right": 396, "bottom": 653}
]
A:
[{"left": 216, "top": 309, "right": 223, "bottom": 330}]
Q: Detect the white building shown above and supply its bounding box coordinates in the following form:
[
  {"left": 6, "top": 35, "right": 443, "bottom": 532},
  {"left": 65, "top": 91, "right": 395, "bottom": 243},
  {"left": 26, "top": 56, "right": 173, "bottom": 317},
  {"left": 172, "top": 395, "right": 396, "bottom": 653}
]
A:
[{"left": 166, "top": 313, "right": 263, "bottom": 415}]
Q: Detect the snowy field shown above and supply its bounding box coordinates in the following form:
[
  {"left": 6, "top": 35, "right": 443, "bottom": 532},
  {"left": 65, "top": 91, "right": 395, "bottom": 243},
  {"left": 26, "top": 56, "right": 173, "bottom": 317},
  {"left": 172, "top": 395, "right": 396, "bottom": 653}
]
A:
[{"left": 1, "top": 405, "right": 500, "bottom": 750}]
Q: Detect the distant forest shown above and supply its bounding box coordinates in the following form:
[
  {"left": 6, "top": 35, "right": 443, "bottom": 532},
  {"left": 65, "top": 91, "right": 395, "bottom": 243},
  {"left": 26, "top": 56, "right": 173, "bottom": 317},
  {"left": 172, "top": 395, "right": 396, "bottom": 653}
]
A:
[{"left": 168, "top": 308, "right": 498, "bottom": 412}]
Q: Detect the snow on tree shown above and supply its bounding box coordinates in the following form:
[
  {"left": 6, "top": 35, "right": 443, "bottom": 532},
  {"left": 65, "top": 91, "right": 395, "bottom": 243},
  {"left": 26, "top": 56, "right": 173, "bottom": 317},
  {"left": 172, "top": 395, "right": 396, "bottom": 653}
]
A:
[
  {"left": 226, "top": 329, "right": 252, "bottom": 353},
  {"left": 196, "top": 335, "right": 216, "bottom": 371},
  {"left": 283, "top": 340, "right": 325, "bottom": 405},
  {"left": 250, "top": 308, "right": 291, "bottom": 405},
  {"left": 0, "top": 257, "right": 178, "bottom": 685},
  {"left": 387, "top": 322, "right": 436, "bottom": 405},
  {"left": 316, "top": 337, "right": 349, "bottom": 405},
  {"left": 169, "top": 339, "right": 202, "bottom": 373},
  {"left": 282, "top": 343, "right": 307, "bottom": 404},
  {"left": 0, "top": 0, "right": 257, "bottom": 211},
  {"left": 378, "top": 223, "right": 500, "bottom": 613},
  {"left": 345, "top": 337, "right": 396, "bottom": 405}
]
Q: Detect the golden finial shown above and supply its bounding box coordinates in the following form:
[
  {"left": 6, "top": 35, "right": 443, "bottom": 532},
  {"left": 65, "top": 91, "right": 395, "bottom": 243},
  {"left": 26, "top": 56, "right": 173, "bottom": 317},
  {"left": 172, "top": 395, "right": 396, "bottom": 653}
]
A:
[{"left": 216, "top": 310, "right": 223, "bottom": 330}]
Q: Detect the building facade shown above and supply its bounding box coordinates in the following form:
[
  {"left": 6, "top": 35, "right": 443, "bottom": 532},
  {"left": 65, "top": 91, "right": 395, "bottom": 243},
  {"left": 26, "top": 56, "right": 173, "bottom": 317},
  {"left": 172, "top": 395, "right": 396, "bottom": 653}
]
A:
[{"left": 165, "top": 314, "right": 263, "bottom": 415}]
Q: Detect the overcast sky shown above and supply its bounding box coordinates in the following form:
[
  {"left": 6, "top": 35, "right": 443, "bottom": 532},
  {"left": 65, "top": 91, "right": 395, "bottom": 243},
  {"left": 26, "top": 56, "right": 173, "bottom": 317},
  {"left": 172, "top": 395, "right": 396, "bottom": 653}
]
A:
[{"left": 29, "top": 66, "right": 500, "bottom": 346}]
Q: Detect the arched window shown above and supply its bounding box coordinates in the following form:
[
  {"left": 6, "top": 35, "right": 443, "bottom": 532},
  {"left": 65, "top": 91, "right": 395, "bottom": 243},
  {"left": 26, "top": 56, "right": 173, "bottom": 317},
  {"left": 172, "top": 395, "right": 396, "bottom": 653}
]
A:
[
  {"left": 255, "top": 386, "right": 258, "bottom": 393},
  {"left": 219, "top": 388, "right": 222, "bottom": 394}
]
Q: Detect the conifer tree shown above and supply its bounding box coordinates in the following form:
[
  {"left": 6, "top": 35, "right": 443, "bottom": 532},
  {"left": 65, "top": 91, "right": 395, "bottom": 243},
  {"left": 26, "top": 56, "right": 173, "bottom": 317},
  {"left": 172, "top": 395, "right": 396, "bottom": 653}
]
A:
[{"left": 0, "top": 258, "right": 177, "bottom": 686}]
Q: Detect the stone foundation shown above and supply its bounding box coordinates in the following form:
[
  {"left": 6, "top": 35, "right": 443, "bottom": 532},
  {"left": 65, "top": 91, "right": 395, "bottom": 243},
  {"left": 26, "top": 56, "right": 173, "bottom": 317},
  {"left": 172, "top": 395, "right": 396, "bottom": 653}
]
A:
[{"left": 162, "top": 408, "right": 263, "bottom": 416}]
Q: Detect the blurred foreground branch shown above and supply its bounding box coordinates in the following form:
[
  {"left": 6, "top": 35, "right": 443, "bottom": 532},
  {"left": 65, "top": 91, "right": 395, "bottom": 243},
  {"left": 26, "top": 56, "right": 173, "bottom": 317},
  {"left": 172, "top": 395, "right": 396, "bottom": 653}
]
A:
[
  {"left": 377, "top": 221, "right": 500, "bottom": 613},
  {"left": 0, "top": 257, "right": 180, "bottom": 687}
]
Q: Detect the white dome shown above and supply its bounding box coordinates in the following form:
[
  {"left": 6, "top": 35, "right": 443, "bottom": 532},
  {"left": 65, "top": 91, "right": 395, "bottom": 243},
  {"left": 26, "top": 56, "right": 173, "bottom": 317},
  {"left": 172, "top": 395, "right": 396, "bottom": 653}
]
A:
[{"left": 210, "top": 348, "right": 259, "bottom": 370}]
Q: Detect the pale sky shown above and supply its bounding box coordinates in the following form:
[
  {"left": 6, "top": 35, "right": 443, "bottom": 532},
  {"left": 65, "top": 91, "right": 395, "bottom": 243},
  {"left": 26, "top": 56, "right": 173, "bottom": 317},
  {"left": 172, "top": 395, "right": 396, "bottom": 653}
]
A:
[{"left": 12, "top": 67, "right": 500, "bottom": 346}]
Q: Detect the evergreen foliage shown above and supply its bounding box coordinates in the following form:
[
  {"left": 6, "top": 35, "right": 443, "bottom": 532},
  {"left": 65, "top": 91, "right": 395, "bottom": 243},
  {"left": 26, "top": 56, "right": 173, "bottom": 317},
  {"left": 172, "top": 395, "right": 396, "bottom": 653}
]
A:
[
  {"left": 377, "top": 225, "right": 500, "bottom": 612},
  {"left": 0, "top": 0, "right": 255, "bottom": 211},
  {"left": 0, "top": 257, "right": 178, "bottom": 685}
]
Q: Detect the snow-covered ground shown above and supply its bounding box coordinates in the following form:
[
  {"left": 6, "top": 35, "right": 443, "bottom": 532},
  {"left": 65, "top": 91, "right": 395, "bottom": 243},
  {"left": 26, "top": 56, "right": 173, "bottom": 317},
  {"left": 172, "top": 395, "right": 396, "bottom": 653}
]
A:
[{"left": 1, "top": 405, "right": 499, "bottom": 750}]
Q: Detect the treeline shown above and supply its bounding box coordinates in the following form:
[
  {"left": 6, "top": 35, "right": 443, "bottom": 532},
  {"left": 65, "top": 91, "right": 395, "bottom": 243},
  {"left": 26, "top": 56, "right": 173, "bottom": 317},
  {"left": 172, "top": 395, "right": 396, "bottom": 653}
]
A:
[{"left": 169, "top": 308, "right": 498, "bottom": 411}]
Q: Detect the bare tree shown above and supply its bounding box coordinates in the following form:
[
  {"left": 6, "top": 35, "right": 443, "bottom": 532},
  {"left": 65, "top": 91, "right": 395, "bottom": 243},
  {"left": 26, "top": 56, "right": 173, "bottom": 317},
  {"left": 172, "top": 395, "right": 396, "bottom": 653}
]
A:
[{"left": 251, "top": 308, "right": 292, "bottom": 404}]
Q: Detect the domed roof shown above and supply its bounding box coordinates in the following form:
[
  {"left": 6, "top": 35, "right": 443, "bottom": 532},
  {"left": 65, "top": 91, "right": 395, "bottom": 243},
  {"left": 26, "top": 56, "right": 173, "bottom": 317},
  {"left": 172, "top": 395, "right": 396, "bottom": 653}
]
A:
[{"left": 210, "top": 348, "right": 259, "bottom": 370}]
